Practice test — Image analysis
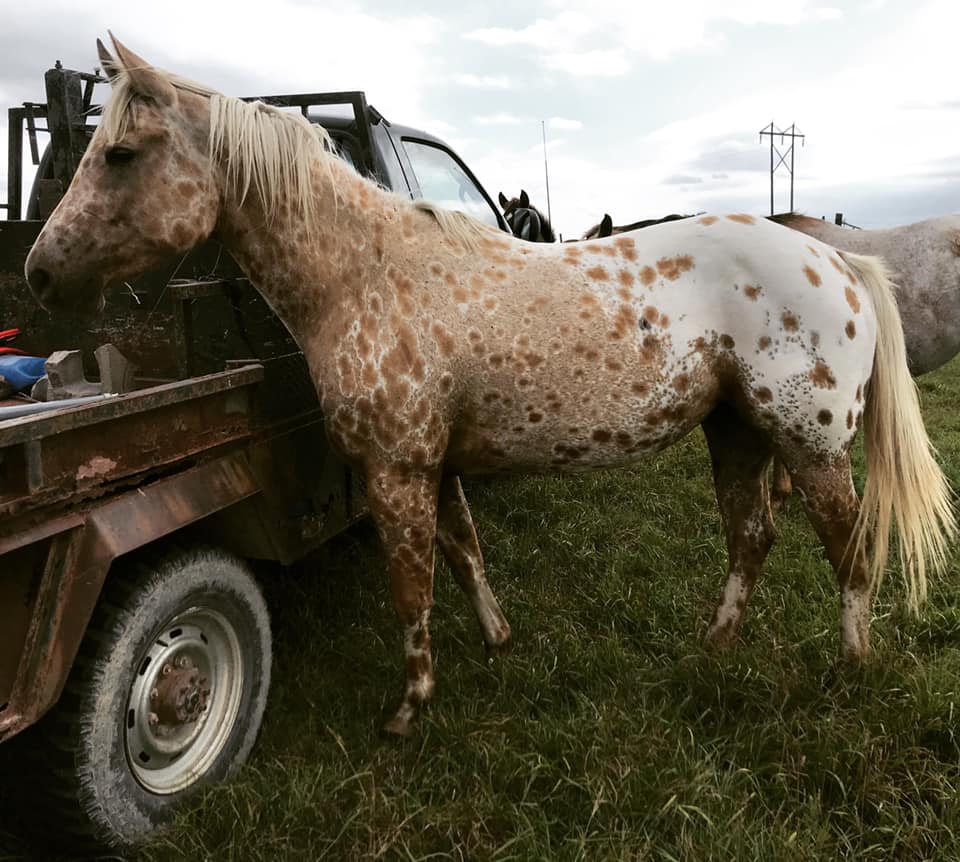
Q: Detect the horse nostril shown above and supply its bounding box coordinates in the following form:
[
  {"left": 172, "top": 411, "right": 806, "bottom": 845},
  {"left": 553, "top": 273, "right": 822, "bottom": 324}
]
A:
[{"left": 27, "top": 265, "right": 51, "bottom": 295}]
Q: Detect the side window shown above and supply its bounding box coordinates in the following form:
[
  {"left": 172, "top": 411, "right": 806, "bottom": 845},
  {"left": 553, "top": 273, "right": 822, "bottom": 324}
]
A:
[{"left": 402, "top": 139, "right": 500, "bottom": 227}]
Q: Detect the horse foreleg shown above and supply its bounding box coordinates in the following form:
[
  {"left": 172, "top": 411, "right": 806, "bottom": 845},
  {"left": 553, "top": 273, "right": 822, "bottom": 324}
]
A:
[
  {"left": 366, "top": 466, "right": 440, "bottom": 737},
  {"left": 437, "top": 474, "right": 512, "bottom": 655},
  {"left": 702, "top": 406, "right": 776, "bottom": 648},
  {"left": 770, "top": 458, "right": 793, "bottom": 512},
  {"left": 790, "top": 456, "right": 872, "bottom": 661}
]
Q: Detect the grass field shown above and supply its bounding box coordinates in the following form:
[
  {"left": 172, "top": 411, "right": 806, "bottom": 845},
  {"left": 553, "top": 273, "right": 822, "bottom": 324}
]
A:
[{"left": 5, "top": 358, "right": 960, "bottom": 861}]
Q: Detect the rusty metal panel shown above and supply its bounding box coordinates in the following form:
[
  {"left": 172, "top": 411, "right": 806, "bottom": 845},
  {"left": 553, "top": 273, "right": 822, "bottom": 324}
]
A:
[
  {"left": 0, "top": 451, "right": 261, "bottom": 743},
  {"left": 0, "top": 367, "right": 263, "bottom": 523},
  {"left": 0, "top": 542, "right": 46, "bottom": 708}
]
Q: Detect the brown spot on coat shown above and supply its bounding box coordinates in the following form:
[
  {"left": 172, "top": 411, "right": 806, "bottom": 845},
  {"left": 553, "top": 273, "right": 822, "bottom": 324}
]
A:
[
  {"left": 719, "top": 334, "right": 735, "bottom": 349},
  {"left": 698, "top": 215, "right": 719, "bottom": 225},
  {"left": 817, "top": 409, "right": 833, "bottom": 426},
  {"left": 640, "top": 266, "right": 656, "bottom": 286},
  {"left": 613, "top": 237, "right": 638, "bottom": 261},
  {"left": 431, "top": 321, "right": 456, "bottom": 357},
  {"left": 847, "top": 410, "right": 854, "bottom": 429},
  {"left": 782, "top": 312, "right": 799, "bottom": 331},
  {"left": 726, "top": 213, "right": 755, "bottom": 224},
  {"left": 656, "top": 255, "right": 695, "bottom": 280},
  {"left": 809, "top": 360, "right": 837, "bottom": 389},
  {"left": 743, "top": 284, "right": 761, "bottom": 300},
  {"left": 845, "top": 320, "right": 856, "bottom": 339},
  {"left": 585, "top": 265, "right": 609, "bottom": 281},
  {"left": 803, "top": 265, "right": 822, "bottom": 287},
  {"left": 618, "top": 269, "right": 635, "bottom": 288},
  {"left": 758, "top": 336, "right": 772, "bottom": 351},
  {"left": 845, "top": 286, "right": 861, "bottom": 313},
  {"left": 755, "top": 387, "right": 773, "bottom": 403},
  {"left": 592, "top": 429, "right": 612, "bottom": 443}
]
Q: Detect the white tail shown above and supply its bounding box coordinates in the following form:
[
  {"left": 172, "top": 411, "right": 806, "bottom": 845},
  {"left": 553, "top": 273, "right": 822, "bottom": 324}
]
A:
[{"left": 842, "top": 251, "right": 957, "bottom": 611}]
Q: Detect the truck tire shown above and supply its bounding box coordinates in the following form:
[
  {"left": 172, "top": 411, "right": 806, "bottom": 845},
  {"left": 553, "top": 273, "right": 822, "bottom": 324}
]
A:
[{"left": 13, "top": 545, "right": 272, "bottom": 852}]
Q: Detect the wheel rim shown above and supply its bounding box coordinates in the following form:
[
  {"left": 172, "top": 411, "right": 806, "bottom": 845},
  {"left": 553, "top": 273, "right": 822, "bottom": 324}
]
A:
[{"left": 125, "top": 607, "right": 244, "bottom": 795}]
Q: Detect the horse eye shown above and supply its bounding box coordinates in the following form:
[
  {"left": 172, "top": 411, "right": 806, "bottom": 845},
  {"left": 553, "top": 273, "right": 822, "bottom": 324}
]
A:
[{"left": 105, "top": 147, "right": 137, "bottom": 166}]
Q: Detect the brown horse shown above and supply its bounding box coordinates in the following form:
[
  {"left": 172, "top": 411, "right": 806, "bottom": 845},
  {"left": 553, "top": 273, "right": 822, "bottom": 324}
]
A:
[{"left": 26, "top": 37, "right": 955, "bottom": 738}]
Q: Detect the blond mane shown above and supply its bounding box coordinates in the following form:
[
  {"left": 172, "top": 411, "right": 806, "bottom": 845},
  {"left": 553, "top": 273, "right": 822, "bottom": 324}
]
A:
[
  {"left": 97, "top": 65, "right": 500, "bottom": 248},
  {"left": 413, "top": 201, "right": 502, "bottom": 250}
]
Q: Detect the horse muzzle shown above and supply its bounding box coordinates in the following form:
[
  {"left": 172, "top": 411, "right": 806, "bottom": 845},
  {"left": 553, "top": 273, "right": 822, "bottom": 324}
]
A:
[{"left": 25, "top": 247, "right": 105, "bottom": 315}]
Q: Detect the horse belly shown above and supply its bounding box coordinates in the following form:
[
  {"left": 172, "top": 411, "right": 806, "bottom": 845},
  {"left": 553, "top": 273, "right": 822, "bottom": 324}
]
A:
[{"left": 445, "top": 355, "right": 720, "bottom": 475}]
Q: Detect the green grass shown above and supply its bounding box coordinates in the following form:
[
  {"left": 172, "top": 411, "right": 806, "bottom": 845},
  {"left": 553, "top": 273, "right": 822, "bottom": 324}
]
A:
[{"left": 8, "top": 358, "right": 960, "bottom": 861}]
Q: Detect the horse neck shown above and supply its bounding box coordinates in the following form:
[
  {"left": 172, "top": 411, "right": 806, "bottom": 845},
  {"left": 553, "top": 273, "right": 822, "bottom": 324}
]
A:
[{"left": 214, "top": 157, "right": 387, "bottom": 339}]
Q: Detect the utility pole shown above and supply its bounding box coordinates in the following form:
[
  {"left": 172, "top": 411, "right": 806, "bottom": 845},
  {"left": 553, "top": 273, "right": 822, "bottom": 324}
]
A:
[
  {"left": 541, "top": 120, "right": 552, "bottom": 226},
  {"left": 759, "top": 122, "right": 805, "bottom": 215}
]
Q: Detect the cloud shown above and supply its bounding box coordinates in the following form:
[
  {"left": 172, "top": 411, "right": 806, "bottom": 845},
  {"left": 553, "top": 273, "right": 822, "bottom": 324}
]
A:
[
  {"left": 464, "top": 11, "right": 596, "bottom": 51},
  {"left": 455, "top": 74, "right": 512, "bottom": 89},
  {"left": 474, "top": 112, "right": 532, "bottom": 126},
  {"left": 468, "top": 1, "right": 845, "bottom": 71},
  {"left": 542, "top": 49, "right": 631, "bottom": 77},
  {"left": 549, "top": 117, "right": 583, "bottom": 131},
  {"left": 663, "top": 174, "right": 703, "bottom": 185}
]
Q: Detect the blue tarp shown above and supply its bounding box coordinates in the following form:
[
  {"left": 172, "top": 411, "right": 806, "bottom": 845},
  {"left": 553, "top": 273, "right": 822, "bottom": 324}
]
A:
[{"left": 0, "top": 355, "right": 47, "bottom": 392}]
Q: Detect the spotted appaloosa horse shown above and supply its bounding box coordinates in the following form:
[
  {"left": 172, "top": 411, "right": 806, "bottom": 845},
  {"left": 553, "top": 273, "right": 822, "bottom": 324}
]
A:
[
  {"left": 587, "top": 210, "right": 960, "bottom": 502},
  {"left": 769, "top": 213, "right": 960, "bottom": 376},
  {"left": 499, "top": 190, "right": 556, "bottom": 242},
  {"left": 768, "top": 213, "right": 960, "bottom": 503},
  {"left": 26, "top": 37, "right": 956, "bottom": 737}
]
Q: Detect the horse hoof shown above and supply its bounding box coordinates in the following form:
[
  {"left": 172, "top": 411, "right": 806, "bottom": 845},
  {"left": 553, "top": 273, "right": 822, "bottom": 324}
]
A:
[
  {"left": 380, "top": 702, "right": 418, "bottom": 738},
  {"left": 704, "top": 623, "right": 739, "bottom": 651},
  {"left": 485, "top": 635, "right": 513, "bottom": 664}
]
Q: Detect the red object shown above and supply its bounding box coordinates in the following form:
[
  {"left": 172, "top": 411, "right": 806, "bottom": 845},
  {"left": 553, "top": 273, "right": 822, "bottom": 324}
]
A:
[{"left": 0, "top": 328, "right": 25, "bottom": 355}]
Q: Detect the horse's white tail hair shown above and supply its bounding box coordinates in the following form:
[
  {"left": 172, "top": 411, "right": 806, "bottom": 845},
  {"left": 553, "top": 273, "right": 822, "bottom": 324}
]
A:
[{"left": 843, "top": 251, "right": 956, "bottom": 611}]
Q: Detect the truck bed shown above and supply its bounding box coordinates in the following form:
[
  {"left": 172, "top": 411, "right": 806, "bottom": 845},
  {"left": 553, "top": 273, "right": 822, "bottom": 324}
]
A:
[{"left": 0, "top": 365, "right": 263, "bottom": 539}]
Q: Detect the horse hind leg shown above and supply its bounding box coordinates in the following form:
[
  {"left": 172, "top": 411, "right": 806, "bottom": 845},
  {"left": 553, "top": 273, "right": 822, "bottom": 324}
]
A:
[
  {"left": 702, "top": 405, "right": 777, "bottom": 648},
  {"left": 789, "top": 455, "right": 872, "bottom": 661},
  {"left": 437, "top": 474, "right": 512, "bottom": 654}
]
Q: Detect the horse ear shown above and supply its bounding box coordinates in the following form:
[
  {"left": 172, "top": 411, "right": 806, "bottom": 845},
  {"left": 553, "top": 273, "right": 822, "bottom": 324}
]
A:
[
  {"left": 520, "top": 190, "right": 530, "bottom": 207},
  {"left": 108, "top": 32, "right": 176, "bottom": 106},
  {"left": 96, "top": 38, "right": 121, "bottom": 83},
  {"left": 498, "top": 192, "right": 508, "bottom": 208},
  {"left": 599, "top": 214, "right": 613, "bottom": 237}
]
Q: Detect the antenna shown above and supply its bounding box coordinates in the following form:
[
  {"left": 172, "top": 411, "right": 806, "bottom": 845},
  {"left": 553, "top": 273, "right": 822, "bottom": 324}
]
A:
[
  {"left": 759, "top": 122, "right": 805, "bottom": 214},
  {"left": 541, "top": 120, "right": 553, "bottom": 226}
]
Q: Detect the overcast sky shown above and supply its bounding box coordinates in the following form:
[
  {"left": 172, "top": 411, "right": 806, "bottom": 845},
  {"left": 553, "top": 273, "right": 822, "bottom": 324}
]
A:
[{"left": 1, "top": 0, "right": 957, "bottom": 237}]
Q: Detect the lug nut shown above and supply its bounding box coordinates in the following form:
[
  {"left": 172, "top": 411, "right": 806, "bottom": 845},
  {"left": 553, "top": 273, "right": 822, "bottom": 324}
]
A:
[{"left": 148, "top": 712, "right": 159, "bottom": 726}]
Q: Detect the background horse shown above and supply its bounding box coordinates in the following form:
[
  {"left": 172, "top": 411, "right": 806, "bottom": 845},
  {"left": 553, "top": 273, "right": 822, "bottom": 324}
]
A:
[
  {"left": 26, "top": 37, "right": 955, "bottom": 739},
  {"left": 499, "top": 190, "right": 556, "bottom": 242},
  {"left": 582, "top": 212, "right": 696, "bottom": 240}
]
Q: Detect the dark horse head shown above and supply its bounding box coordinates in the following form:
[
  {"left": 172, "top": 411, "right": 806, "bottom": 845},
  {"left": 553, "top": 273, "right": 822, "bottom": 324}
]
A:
[{"left": 498, "top": 190, "right": 556, "bottom": 243}]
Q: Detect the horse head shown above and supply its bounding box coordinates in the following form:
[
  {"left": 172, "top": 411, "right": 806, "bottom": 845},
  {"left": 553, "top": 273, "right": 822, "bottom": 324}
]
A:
[
  {"left": 498, "top": 189, "right": 556, "bottom": 243},
  {"left": 27, "top": 36, "right": 225, "bottom": 313}
]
